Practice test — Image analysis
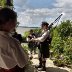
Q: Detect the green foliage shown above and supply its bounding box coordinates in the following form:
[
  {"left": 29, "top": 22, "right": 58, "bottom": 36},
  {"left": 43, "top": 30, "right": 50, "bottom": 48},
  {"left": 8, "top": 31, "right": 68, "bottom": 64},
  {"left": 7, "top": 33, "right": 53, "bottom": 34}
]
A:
[
  {"left": 63, "top": 37, "right": 72, "bottom": 64},
  {"left": 23, "top": 28, "right": 41, "bottom": 37},
  {"left": 22, "top": 44, "right": 29, "bottom": 54},
  {"left": 24, "top": 31, "right": 29, "bottom": 37},
  {"left": 58, "top": 20, "right": 72, "bottom": 39},
  {"left": 0, "top": 0, "right": 13, "bottom": 8},
  {"left": 50, "top": 20, "right": 72, "bottom": 67},
  {"left": 33, "top": 28, "right": 41, "bottom": 34},
  {"left": 53, "top": 59, "right": 64, "bottom": 67},
  {"left": 51, "top": 28, "right": 64, "bottom": 56},
  {"left": 0, "top": 0, "right": 6, "bottom": 7}
]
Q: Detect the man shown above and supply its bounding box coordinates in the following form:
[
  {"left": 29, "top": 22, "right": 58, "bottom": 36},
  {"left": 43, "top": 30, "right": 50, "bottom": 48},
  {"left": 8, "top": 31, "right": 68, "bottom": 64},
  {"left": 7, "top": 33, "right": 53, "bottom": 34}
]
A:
[
  {"left": 12, "top": 29, "right": 23, "bottom": 44},
  {"left": 0, "top": 8, "right": 28, "bottom": 72},
  {"left": 31, "top": 22, "right": 51, "bottom": 71},
  {"left": 27, "top": 29, "right": 37, "bottom": 59}
]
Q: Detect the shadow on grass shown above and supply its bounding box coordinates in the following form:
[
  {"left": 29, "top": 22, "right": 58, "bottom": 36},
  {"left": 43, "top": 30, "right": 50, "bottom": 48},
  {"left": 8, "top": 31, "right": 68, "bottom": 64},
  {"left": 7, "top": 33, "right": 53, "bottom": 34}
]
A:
[{"left": 46, "top": 67, "right": 69, "bottom": 72}]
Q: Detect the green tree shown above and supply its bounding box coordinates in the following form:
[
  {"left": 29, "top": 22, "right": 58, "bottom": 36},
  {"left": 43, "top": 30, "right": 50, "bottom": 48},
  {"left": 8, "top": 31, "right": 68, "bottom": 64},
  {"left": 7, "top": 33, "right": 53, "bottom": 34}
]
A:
[
  {"left": 51, "top": 28, "right": 64, "bottom": 57},
  {"left": 58, "top": 20, "right": 72, "bottom": 39},
  {"left": 63, "top": 37, "right": 72, "bottom": 64},
  {"left": 0, "top": 0, "right": 6, "bottom": 7},
  {"left": 50, "top": 20, "right": 72, "bottom": 66},
  {"left": 0, "top": 0, "right": 13, "bottom": 9}
]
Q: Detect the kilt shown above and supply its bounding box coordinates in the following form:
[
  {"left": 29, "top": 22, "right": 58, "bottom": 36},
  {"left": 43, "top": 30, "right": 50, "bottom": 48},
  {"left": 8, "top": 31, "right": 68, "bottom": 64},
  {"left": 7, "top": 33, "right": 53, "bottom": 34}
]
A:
[{"left": 39, "top": 43, "right": 50, "bottom": 58}]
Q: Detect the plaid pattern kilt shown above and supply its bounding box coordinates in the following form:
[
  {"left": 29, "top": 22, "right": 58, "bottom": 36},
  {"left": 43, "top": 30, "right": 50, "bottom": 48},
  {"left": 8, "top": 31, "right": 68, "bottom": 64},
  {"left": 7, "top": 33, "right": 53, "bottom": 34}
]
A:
[{"left": 39, "top": 43, "right": 50, "bottom": 58}]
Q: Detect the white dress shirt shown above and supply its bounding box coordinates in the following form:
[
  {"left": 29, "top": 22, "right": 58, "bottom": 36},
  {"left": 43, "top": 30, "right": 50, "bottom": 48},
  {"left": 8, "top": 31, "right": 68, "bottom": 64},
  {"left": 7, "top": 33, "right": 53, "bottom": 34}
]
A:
[
  {"left": 34, "top": 30, "right": 50, "bottom": 42},
  {"left": 0, "top": 31, "right": 28, "bottom": 69}
]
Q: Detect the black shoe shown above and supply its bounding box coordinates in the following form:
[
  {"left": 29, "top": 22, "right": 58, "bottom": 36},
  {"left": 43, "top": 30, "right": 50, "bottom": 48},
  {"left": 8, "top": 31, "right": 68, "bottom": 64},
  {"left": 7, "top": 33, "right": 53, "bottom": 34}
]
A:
[{"left": 35, "top": 65, "right": 42, "bottom": 68}]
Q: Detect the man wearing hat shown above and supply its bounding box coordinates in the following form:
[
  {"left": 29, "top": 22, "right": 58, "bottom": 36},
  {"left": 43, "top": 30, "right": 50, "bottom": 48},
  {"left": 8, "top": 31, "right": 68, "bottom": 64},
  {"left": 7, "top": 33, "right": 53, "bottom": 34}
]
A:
[{"left": 31, "top": 21, "right": 51, "bottom": 71}]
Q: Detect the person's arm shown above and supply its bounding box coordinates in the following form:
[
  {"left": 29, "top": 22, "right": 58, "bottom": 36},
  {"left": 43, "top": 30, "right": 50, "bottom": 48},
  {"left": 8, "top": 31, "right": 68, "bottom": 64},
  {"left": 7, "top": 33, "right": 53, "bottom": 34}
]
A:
[
  {"left": 26, "top": 37, "right": 30, "bottom": 42},
  {"left": 26, "top": 35, "right": 31, "bottom": 42},
  {"left": 32, "top": 31, "right": 49, "bottom": 42}
]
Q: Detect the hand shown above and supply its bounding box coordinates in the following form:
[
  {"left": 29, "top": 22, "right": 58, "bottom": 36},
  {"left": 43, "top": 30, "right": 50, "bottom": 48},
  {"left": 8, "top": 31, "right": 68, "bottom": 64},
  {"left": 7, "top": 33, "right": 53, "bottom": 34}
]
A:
[{"left": 31, "top": 38, "right": 35, "bottom": 42}]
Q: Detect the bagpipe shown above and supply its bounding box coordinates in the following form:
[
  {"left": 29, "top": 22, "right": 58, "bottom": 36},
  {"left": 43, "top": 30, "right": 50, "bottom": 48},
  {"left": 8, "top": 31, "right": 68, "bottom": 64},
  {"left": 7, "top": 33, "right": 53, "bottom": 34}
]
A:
[
  {"left": 37, "top": 13, "right": 64, "bottom": 47},
  {"left": 48, "top": 13, "right": 64, "bottom": 44},
  {"left": 48, "top": 13, "right": 64, "bottom": 30}
]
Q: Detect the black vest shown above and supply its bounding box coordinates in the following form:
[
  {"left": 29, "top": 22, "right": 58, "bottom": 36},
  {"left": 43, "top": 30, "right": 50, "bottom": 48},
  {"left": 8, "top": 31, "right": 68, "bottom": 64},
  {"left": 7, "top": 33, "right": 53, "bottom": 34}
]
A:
[
  {"left": 40, "top": 31, "right": 52, "bottom": 47},
  {"left": 40, "top": 36, "right": 49, "bottom": 46},
  {"left": 28, "top": 33, "right": 36, "bottom": 48}
]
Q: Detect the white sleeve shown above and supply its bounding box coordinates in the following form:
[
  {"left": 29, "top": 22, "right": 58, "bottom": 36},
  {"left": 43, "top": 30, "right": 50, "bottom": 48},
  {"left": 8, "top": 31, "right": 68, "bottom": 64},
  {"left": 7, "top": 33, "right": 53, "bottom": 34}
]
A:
[
  {"left": 34, "top": 31, "right": 49, "bottom": 42},
  {"left": 26, "top": 38, "right": 29, "bottom": 41},
  {"left": 26, "top": 38, "right": 30, "bottom": 42}
]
